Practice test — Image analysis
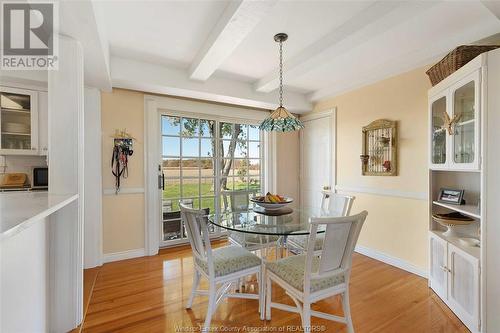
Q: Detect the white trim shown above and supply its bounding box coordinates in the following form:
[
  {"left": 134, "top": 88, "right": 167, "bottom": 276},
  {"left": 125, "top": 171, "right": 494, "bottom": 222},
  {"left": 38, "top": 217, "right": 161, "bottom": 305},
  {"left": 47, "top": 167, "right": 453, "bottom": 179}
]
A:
[
  {"left": 148, "top": 94, "right": 269, "bottom": 122},
  {"left": 355, "top": 244, "right": 428, "bottom": 279},
  {"left": 102, "top": 248, "right": 146, "bottom": 263},
  {"left": 103, "top": 187, "right": 145, "bottom": 196},
  {"left": 299, "top": 109, "right": 334, "bottom": 122},
  {"left": 336, "top": 185, "right": 428, "bottom": 201}
]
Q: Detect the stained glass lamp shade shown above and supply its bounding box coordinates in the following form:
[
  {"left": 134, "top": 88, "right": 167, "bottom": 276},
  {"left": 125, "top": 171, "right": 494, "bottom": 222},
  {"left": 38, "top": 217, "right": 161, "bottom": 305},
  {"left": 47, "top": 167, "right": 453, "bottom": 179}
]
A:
[{"left": 259, "top": 33, "right": 304, "bottom": 132}]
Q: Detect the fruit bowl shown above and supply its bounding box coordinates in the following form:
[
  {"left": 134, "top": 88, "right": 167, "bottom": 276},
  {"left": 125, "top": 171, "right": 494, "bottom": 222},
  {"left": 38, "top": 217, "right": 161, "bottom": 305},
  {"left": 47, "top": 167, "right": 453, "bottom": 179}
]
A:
[{"left": 250, "top": 193, "right": 293, "bottom": 211}]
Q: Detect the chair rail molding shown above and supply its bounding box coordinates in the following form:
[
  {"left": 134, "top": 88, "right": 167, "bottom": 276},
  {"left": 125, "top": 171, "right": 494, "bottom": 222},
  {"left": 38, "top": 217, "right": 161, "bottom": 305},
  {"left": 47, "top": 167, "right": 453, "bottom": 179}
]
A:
[{"left": 335, "top": 184, "right": 428, "bottom": 201}]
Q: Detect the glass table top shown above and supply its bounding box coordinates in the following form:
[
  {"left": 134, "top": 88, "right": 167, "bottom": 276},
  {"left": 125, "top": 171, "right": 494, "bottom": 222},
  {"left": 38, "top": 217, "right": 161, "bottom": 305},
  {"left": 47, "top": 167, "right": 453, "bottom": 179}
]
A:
[{"left": 207, "top": 206, "right": 341, "bottom": 236}]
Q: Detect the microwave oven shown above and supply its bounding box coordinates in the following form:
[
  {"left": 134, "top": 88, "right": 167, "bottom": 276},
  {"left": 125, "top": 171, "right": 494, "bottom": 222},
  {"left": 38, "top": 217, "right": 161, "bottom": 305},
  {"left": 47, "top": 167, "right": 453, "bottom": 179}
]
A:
[{"left": 32, "top": 167, "right": 48, "bottom": 189}]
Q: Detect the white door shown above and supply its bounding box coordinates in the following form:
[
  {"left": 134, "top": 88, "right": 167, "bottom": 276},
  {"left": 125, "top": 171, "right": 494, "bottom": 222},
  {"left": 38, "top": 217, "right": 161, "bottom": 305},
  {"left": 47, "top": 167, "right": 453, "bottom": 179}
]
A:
[{"left": 300, "top": 111, "right": 334, "bottom": 209}]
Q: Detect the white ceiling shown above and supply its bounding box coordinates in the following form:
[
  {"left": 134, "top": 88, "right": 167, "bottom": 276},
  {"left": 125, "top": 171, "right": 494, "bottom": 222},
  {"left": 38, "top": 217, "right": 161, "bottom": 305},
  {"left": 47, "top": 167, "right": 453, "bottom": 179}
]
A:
[{"left": 82, "top": 1, "right": 500, "bottom": 111}]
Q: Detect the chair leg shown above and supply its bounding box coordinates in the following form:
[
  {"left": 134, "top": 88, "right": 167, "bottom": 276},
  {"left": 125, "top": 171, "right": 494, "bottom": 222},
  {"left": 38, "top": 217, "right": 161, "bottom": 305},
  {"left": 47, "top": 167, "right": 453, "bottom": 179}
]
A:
[
  {"left": 258, "top": 270, "right": 265, "bottom": 320},
  {"left": 186, "top": 270, "right": 200, "bottom": 309},
  {"left": 265, "top": 275, "right": 272, "bottom": 320},
  {"left": 341, "top": 291, "right": 354, "bottom": 333},
  {"left": 302, "top": 301, "right": 311, "bottom": 332},
  {"left": 202, "top": 282, "right": 216, "bottom": 332}
]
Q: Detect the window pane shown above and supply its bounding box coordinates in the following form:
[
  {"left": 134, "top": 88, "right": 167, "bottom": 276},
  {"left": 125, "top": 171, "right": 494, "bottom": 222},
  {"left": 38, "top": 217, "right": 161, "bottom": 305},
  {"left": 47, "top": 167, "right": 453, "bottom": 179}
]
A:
[
  {"left": 200, "top": 159, "right": 215, "bottom": 177},
  {"left": 200, "top": 138, "right": 215, "bottom": 157},
  {"left": 238, "top": 124, "right": 248, "bottom": 140},
  {"left": 220, "top": 177, "right": 234, "bottom": 191},
  {"left": 234, "top": 177, "right": 248, "bottom": 191},
  {"left": 220, "top": 122, "right": 235, "bottom": 139},
  {"left": 162, "top": 116, "right": 180, "bottom": 136},
  {"left": 162, "top": 158, "right": 180, "bottom": 178},
  {"left": 249, "top": 176, "right": 261, "bottom": 192},
  {"left": 223, "top": 140, "right": 246, "bottom": 158},
  {"left": 163, "top": 137, "right": 180, "bottom": 156},
  {"left": 200, "top": 119, "right": 214, "bottom": 138},
  {"left": 181, "top": 118, "right": 199, "bottom": 137},
  {"left": 234, "top": 159, "right": 248, "bottom": 181},
  {"left": 220, "top": 158, "right": 238, "bottom": 177},
  {"left": 200, "top": 196, "right": 215, "bottom": 213},
  {"left": 249, "top": 125, "right": 260, "bottom": 141},
  {"left": 200, "top": 178, "right": 215, "bottom": 197},
  {"left": 164, "top": 178, "right": 180, "bottom": 199},
  {"left": 182, "top": 137, "right": 199, "bottom": 157},
  {"left": 249, "top": 142, "right": 260, "bottom": 158},
  {"left": 249, "top": 159, "right": 261, "bottom": 176},
  {"left": 181, "top": 159, "right": 199, "bottom": 177},
  {"left": 182, "top": 178, "right": 199, "bottom": 197}
]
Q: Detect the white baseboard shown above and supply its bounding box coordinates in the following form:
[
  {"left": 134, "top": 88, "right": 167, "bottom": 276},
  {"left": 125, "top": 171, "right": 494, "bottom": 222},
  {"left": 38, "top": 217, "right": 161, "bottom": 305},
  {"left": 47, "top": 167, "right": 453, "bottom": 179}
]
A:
[
  {"left": 355, "top": 245, "right": 428, "bottom": 279},
  {"left": 103, "top": 248, "right": 145, "bottom": 263}
]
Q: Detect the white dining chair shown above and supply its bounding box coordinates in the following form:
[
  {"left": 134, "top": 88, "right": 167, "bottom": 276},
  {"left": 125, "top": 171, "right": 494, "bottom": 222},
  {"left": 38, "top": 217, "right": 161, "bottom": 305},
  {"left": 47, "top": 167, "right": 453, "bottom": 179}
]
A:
[
  {"left": 180, "top": 203, "right": 265, "bottom": 331},
  {"left": 179, "top": 203, "right": 265, "bottom": 332},
  {"left": 286, "top": 191, "right": 355, "bottom": 254},
  {"left": 265, "top": 211, "right": 368, "bottom": 333}
]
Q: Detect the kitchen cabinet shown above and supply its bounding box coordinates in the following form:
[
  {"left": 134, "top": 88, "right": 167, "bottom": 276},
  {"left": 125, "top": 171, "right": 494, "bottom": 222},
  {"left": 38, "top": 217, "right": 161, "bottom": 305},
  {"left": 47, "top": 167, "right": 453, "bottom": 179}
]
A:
[{"left": 0, "top": 86, "right": 39, "bottom": 155}]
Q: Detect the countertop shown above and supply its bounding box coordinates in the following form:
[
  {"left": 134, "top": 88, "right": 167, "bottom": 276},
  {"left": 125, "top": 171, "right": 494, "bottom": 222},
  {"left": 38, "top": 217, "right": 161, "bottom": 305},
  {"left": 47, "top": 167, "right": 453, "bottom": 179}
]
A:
[{"left": 0, "top": 192, "right": 79, "bottom": 239}]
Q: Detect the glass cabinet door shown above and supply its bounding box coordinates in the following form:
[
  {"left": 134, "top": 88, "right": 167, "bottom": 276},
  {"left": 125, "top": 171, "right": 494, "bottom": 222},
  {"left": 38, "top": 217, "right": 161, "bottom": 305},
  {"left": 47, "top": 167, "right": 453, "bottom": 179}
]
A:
[
  {"left": 431, "top": 96, "right": 447, "bottom": 165},
  {"left": 452, "top": 81, "right": 476, "bottom": 165},
  {"left": 0, "top": 90, "right": 33, "bottom": 152}
]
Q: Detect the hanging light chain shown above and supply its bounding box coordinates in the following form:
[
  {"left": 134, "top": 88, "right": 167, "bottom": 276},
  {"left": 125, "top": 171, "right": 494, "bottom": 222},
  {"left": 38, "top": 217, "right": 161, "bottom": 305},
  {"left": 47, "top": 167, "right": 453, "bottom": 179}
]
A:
[{"left": 279, "top": 39, "right": 283, "bottom": 108}]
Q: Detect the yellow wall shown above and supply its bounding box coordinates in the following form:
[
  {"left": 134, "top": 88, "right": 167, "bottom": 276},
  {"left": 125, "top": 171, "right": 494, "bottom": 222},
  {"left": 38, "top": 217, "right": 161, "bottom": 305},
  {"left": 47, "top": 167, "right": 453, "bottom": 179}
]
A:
[
  {"left": 313, "top": 66, "right": 431, "bottom": 271},
  {"left": 101, "top": 89, "right": 145, "bottom": 254}
]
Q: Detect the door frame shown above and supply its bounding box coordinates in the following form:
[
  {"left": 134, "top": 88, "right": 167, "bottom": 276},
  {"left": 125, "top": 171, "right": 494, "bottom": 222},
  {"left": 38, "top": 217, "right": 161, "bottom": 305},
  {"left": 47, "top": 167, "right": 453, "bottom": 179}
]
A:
[
  {"left": 144, "top": 95, "right": 272, "bottom": 255},
  {"left": 299, "top": 108, "right": 336, "bottom": 209}
]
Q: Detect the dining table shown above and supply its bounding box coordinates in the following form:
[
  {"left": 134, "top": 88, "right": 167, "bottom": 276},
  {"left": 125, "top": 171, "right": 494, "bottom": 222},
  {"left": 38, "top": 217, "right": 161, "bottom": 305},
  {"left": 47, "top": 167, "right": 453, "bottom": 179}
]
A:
[{"left": 207, "top": 206, "right": 341, "bottom": 256}]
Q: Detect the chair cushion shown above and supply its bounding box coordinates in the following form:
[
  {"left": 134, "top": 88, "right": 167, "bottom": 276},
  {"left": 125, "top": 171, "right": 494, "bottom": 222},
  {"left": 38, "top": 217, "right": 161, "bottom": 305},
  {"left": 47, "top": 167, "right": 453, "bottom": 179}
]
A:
[
  {"left": 229, "top": 232, "right": 279, "bottom": 247},
  {"left": 287, "top": 233, "right": 324, "bottom": 251},
  {"left": 266, "top": 254, "right": 345, "bottom": 292},
  {"left": 195, "top": 245, "right": 261, "bottom": 277}
]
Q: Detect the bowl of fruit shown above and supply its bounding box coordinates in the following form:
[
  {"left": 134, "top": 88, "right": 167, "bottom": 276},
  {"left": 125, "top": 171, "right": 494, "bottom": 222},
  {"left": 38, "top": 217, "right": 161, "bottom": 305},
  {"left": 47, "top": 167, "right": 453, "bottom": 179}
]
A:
[{"left": 250, "top": 192, "right": 293, "bottom": 210}]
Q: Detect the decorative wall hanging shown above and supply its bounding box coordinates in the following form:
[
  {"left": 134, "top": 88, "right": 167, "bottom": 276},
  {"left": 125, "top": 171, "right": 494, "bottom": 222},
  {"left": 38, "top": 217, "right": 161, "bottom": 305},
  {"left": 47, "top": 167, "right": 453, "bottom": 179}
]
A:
[
  {"left": 259, "top": 33, "right": 304, "bottom": 132},
  {"left": 360, "top": 119, "right": 397, "bottom": 176},
  {"left": 111, "top": 129, "right": 135, "bottom": 193}
]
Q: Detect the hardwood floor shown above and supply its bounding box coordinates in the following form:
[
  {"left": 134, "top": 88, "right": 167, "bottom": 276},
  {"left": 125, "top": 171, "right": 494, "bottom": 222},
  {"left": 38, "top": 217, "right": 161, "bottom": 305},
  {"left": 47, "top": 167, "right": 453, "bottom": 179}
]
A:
[{"left": 81, "top": 242, "right": 469, "bottom": 333}]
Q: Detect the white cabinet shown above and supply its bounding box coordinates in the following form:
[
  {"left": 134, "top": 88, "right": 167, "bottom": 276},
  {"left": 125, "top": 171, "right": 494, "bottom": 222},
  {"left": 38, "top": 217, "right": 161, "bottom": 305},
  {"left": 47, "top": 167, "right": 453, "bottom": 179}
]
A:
[
  {"left": 0, "top": 86, "right": 48, "bottom": 156},
  {"left": 429, "top": 232, "right": 480, "bottom": 333},
  {"left": 429, "top": 69, "right": 481, "bottom": 171},
  {"left": 0, "top": 86, "right": 39, "bottom": 155}
]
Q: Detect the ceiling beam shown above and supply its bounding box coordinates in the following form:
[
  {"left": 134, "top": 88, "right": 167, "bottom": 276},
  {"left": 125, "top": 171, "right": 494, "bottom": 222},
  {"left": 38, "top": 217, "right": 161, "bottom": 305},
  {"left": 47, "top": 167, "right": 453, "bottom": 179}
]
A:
[
  {"left": 59, "top": 0, "right": 112, "bottom": 91},
  {"left": 112, "top": 57, "right": 312, "bottom": 113},
  {"left": 189, "top": 0, "right": 276, "bottom": 81},
  {"left": 255, "top": 1, "right": 435, "bottom": 93}
]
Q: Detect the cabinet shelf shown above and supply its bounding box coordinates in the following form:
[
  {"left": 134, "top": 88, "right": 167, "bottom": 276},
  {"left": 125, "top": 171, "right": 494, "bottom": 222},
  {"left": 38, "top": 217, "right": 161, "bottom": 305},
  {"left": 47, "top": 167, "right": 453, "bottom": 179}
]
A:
[{"left": 432, "top": 201, "right": 481, "bottom": 219}]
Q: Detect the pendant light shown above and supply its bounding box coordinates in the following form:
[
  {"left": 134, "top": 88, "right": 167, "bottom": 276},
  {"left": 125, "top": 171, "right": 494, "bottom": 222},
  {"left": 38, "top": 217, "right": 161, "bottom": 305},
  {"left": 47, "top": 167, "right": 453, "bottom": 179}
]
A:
[{"left": 259, "top": 33, "right": 304, "bottom": 132}]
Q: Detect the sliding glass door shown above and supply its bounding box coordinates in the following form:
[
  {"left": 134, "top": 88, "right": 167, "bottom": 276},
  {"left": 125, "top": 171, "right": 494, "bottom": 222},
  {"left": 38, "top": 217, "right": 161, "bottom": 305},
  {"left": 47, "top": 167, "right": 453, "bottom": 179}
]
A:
[{"left": 160, "top": 113, "right": 263, "bottom": 246}]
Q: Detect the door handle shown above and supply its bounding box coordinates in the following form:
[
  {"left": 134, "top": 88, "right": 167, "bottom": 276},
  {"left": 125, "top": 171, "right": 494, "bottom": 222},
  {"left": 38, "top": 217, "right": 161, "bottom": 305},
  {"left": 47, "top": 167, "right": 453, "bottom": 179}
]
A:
[{"left": 158, "top": 173, "right": 165, "bottom": 190}]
